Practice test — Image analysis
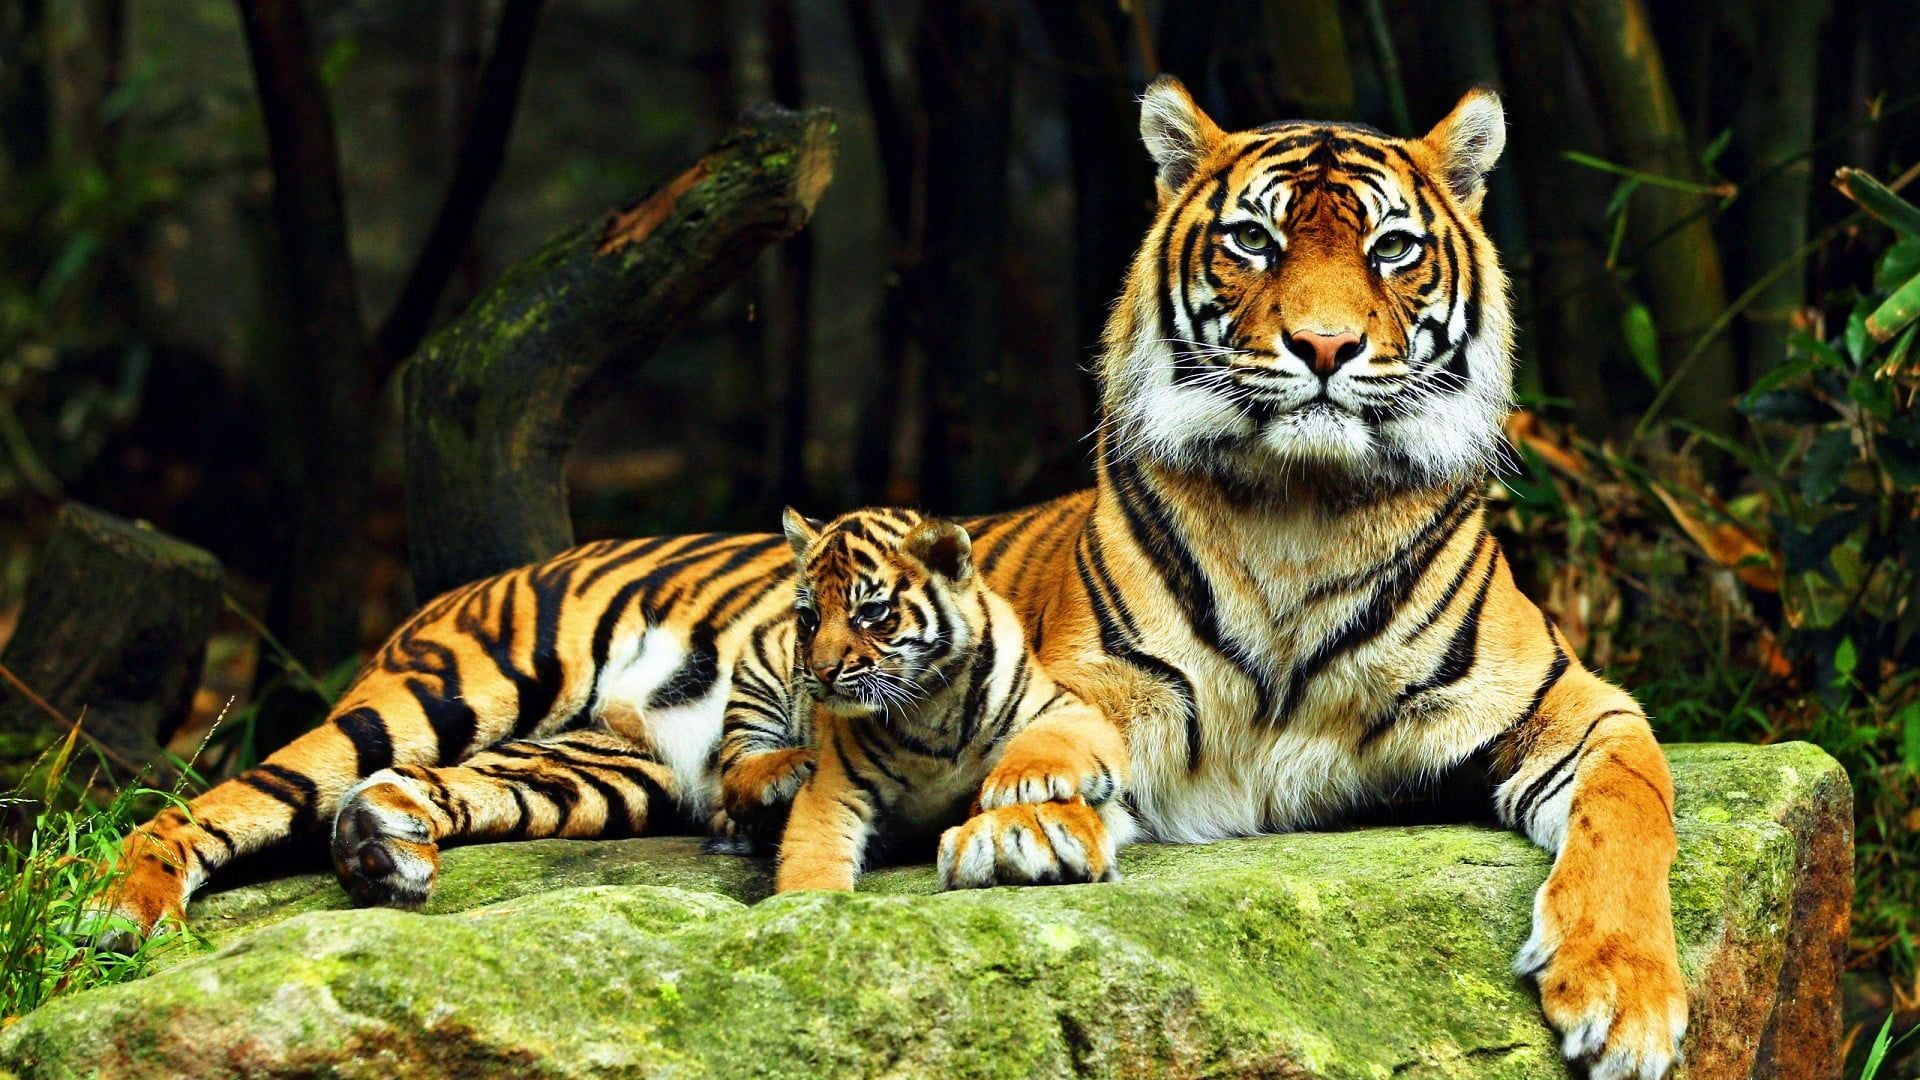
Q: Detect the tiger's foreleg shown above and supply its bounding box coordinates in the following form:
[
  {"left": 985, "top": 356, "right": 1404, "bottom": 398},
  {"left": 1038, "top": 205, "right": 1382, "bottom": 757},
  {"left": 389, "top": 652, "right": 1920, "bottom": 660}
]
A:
[
  {"left": 330, "top": 730, "right": 678, "bottom": 908},
  {"left": 939, "top": 692, "right": 1136, "bottom": 889},
  {"left": 976, "top": 694, "right": 1128, "bottom": 810},
  {"left": 1496, "top": 671, "right": 1687, "bottom": 1080}
]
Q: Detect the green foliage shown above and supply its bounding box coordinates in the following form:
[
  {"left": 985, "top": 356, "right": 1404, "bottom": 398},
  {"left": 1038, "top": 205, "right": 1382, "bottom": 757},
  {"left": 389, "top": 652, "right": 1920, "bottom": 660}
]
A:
[
  {"left": 0, "top": 733, "right": 189, "bottom": 1024},
  {"left": 1501, "top": 168, "right": 1920, "bottom": 992}
]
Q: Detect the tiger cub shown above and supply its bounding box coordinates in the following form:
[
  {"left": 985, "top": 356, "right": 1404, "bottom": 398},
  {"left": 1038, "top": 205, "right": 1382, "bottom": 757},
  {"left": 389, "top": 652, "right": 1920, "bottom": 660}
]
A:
[{"left": 768, "top": 507, "right": 1126, "bottom": 892}]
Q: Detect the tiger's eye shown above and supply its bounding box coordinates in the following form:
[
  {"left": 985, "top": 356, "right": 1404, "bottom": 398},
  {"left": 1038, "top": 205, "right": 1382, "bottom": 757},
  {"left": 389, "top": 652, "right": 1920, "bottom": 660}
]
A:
[
  {"left": 855, "top": 600, "right": 891, "bottom": 625},
  {"left": 1232, "top": 223, "right": 1273, "bottom": 252},
  {"left": 1372, "top": 231, "right": 1417, "bottom": 263},
  {"left": 795, "top": 605, "right": 819, "bottom": 632}
]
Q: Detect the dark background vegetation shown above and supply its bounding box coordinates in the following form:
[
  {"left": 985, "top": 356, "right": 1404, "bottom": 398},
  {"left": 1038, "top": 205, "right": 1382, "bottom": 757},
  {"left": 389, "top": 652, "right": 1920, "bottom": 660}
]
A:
[{"left": 0, "top": 0, "right": 1916, "bottom": 1065}]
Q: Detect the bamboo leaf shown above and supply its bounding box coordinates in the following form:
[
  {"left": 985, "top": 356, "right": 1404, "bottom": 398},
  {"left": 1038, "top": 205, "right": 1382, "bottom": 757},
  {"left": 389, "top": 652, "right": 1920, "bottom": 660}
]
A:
[
  {"left": 1877, "top": 239, "right": 1920, "bottom": 291},
  {"left": 1865, "top": 269, "right": 1920, "bottom": 342},
  {"left": 1739, "top": 389, "right": 1834, "bottom": 423},
  {"left": 1563, "top": 150, "right": 1734, "bottom": 197},
  {"left": 1834, "top": 167, "right": 1920, "bottom": 239},
  {"left": 1885, "top": 324, "right": 1917, "bottom": 375},
  {"left": 1621, "top": 302, "right": 1661, "bottom": 386},
  {"left": 1800, "top": 428, "right": 1854, "bottom": 504},
  {"left": 1700, "top": 127, "right": 1733, "bottom": 169}
]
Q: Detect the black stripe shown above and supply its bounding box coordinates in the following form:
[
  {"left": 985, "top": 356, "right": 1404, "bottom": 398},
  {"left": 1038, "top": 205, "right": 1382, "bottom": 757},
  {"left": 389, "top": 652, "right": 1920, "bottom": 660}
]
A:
[
  {"left": 409, "top": 673, "right": 479, "bottom": 766},
  {"left": 650, "top": 625, "right": 721, "bottom": 709},
  {"left": 1509, "top": 711, "right": 1619, "bottom": 828},
  {"left": 1107, "top": 456, "right": 1279, "bottom": 721},
  {"left": 1076, "top": 524, "right": 1201, "bottom": 771},
  {"left": 334, "top": 707, "right": 394, "bottom": 775},
  {"left": 977, "top": 504, "right": 1050, "bottom": 577},
  {"left": 1281, "top": 491, "right": 1480, "bottom": 722},
  {"left": 240, "top": 763, "right": 320, "bottom": 833}
]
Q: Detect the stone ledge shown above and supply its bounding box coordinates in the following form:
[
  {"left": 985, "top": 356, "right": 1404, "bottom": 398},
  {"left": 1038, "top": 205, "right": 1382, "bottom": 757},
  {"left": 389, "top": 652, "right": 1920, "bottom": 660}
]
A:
[{"left": 0, "top": 742, "right": 1851, "bottom": 1079}]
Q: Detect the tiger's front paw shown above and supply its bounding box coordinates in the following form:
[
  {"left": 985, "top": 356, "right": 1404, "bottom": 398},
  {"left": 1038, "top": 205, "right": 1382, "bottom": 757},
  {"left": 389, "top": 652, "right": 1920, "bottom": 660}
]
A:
[
  {"left": 976, "top": 739, "right": 1115, "bottom": 810},
  {"left": 331, "top": 771, "right": 441, "bottom": 910},
  {"left": 87, "top": 821, "right": 193, "bottom": 952},
  {"left": 1518, "top": 881, "right": 1688, "bottom": 1079},
  {"left": 937, "top": 799, "right": 1119, "bottom": 889}
]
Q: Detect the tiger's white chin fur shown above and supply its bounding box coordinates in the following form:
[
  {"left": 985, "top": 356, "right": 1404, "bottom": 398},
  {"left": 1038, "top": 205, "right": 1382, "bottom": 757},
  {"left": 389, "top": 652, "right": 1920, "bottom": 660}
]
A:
[{"left": 1257, "top": 403, "right": 1374, "bottom": 467}]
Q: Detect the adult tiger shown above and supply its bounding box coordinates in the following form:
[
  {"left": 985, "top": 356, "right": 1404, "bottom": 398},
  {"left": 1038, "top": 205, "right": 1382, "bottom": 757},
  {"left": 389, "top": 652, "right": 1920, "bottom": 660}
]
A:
[{"left": 110, "top": 78, "right": 1684, "bottom": 1078}]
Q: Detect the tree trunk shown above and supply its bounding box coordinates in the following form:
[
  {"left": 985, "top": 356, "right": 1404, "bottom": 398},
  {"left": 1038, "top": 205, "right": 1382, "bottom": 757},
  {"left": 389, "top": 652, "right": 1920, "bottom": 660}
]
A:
[
  {"left": 759, "top": 0, "right": 814, "bottom": 514},
  {"left": 238, "top": 0, "right": 377, "bottom": 675},
  {"left": 0, "top": 0, "right": 51, "bottom": 180},
  {"left": 842, "top": 0, "right": 925, "bottom": 505},
  {"left": 1497, "top": 0, "right": 1617, "bottom": 437},
  {"left": 1034, "top": 0, "right": 1153, "bottom": 430},
  {"left": 913, "top": 0, "right": 1014, "bottom": 513},
  {"left": 0, "top": 504, "right": 222, "bottom": 785},
  {"left": 373, "top": 0, "right": 545, "bottom": 379},
  {"left": 1565, "top": 0, "right": 1738, "bottom": 438},
  {"left": 1741, "top": 0, "right": 1823, "bottom": 380},
  {"left": 402, "top": 104, "right": 837, "bottom": 599}
]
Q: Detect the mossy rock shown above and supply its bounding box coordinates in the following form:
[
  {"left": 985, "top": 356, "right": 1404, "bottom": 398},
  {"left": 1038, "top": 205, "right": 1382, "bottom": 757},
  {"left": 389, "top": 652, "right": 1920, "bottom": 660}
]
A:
[{"left": 0, "top": 743, "right": 1851, "bottom": 1078}]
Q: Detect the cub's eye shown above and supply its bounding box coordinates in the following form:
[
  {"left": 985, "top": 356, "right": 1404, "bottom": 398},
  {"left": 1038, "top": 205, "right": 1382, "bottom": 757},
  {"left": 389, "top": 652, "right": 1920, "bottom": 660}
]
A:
[
  {"left": 855, "top": 600, "right": 891, "bottom": 625},
  {"left": 795, "top": 605, "right": 819, "bottom": 633},
  {"left": 1230, "top": 223, "right": 1274, "bottom": 253},
  {"left": 1371, "top": 231, "right": 1419, "bottom": 264}
]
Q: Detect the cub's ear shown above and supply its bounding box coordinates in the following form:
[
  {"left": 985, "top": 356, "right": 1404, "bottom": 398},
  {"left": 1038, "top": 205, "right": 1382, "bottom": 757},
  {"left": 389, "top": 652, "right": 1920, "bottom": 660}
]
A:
[
  {"left": 782, "top": 507, "right": 823, "bottom": 560},
  {"left": 1140, "top": 74, "right": 1224, "bottom": 197},
  {"left": 1421, "top": 86, "right": 1505, "bottom": 215},
  {"left": 904, "top": 519, "right": 973, "bottom": 583}
]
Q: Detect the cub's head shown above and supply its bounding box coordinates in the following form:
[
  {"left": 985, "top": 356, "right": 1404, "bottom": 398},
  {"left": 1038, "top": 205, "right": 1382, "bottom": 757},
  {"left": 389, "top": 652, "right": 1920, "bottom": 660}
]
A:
[
  {"left": 1103, "top": 75, "right": 1513, "bottom": 495},
  {"left": 783, "top": 507, "right": 977, "bottom": 718}
]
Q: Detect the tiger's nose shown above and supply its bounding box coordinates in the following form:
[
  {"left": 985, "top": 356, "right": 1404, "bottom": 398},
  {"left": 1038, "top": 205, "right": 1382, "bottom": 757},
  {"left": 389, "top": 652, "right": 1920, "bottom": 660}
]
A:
[
  {"left": 812, "top": 660, "right": 843, "bottom": 684},
  {"left": 1284, "top": 329, "right": 1365, "bottom": 377}
]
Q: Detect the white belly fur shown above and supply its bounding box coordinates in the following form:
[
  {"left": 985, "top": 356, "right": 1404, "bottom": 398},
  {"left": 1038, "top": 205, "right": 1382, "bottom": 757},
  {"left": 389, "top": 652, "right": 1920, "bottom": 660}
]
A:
[{"left": 593, "top": 626, "right": 728, "bottom": 819}]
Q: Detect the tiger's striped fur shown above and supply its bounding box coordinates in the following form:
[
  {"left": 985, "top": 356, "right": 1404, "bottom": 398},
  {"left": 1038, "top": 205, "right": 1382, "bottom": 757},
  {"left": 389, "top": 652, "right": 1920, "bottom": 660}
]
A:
[
  {"left": 771, "top": 508, "right": 1128, "bottom": 892},
  {"left": 114, "top": 77, "right": 1683, "bottom": 1078}
]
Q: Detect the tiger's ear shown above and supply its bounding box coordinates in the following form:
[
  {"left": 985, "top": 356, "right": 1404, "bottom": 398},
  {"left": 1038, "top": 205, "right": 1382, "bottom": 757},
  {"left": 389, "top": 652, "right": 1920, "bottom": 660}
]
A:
[
  {"left": 904, "top": 520, "right": 973, "bottom": 584},
  {"left": 1421, "top": 87, "right": 1505, "bottom": 215},
  {"left": 1140, "top": 74, "right": 1223, "bottom": 197},
  {"left": 782, "top": 507, "right": 822, "bottom": 560}
]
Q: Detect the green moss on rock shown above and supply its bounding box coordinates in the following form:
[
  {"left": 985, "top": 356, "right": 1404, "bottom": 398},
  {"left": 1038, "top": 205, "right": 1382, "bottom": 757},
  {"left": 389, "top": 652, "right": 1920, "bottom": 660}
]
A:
[{"left": 0, "top": 743, "right": 1850, "bottom": 1079}]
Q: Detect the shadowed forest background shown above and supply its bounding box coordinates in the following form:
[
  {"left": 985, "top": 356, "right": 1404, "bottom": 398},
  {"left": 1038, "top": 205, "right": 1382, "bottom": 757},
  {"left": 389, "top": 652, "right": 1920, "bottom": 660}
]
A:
[{"left": 0, "top": 0, "right": 1917, "bottom": 1066}]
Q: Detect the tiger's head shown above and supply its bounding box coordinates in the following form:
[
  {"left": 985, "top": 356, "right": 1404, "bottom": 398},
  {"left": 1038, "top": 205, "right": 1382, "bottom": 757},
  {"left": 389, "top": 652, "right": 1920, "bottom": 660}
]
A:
[
  {"left": 1101, "top": 75, "right": 1512, "bottom": 497},
  {"left": 782, "top": 507, "right": 977, "bottom": 719}
]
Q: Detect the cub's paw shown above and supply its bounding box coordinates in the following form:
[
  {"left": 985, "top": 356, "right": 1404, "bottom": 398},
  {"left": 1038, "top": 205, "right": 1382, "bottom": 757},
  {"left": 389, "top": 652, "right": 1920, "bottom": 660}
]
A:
[
  {"left": 937, "top": 799, "right": 1119, "bottom": 889},
  {"left": 976, "top": 741, "right": 1115, "bottom": 810},
  {"left": 1518, "top": 884, "right": 1688, "bottom": 1080},
  {"left": 331, "top": 771, "right": 441, "bottom": 909},
  {"left": 721, "top": 748, "right": 815, "bottom": 823}
]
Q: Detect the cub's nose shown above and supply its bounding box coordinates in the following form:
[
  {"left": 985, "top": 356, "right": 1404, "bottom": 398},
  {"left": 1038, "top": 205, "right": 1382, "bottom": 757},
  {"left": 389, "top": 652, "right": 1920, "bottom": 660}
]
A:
[
  {"left": 811, "top": 660, "right": 844, "bottom": 684},
  {"left": 1284, "top": 329, "right": 1365, "bottom": 377}
]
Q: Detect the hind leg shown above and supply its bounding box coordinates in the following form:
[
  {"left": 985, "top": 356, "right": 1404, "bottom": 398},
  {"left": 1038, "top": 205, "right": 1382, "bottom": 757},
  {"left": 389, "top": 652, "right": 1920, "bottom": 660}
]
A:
[
  {"left": 109, "top": 566, "right": 587, "bottom": 941},
  {"left": 106, "top": 690, "right": 454, "bottom": 944},
  {"left": 331, "top": 730, "right": 676, "bottom": 907}
]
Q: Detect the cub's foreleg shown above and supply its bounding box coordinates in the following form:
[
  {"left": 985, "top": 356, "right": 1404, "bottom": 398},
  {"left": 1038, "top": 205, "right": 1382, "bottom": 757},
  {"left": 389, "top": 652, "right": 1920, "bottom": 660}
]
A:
[
  {"left": 332, "top": 730, "right": 678, "bottom": 907},
  {"left": 710, "top": 620, "right": 812, "bottom": 850},
  {"left": 1496, "top": 668, "right": 1687, "bottom": 1080},
  {"left": 774, "top": 727, "right": 872, "bottom": 892}
]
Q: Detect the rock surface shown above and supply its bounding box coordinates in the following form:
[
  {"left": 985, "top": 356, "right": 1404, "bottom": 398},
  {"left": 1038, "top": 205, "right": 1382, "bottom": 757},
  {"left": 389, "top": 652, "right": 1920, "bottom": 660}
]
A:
[{"left": 0, "top": 742, "right": 1851, "bottom": 1079}]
